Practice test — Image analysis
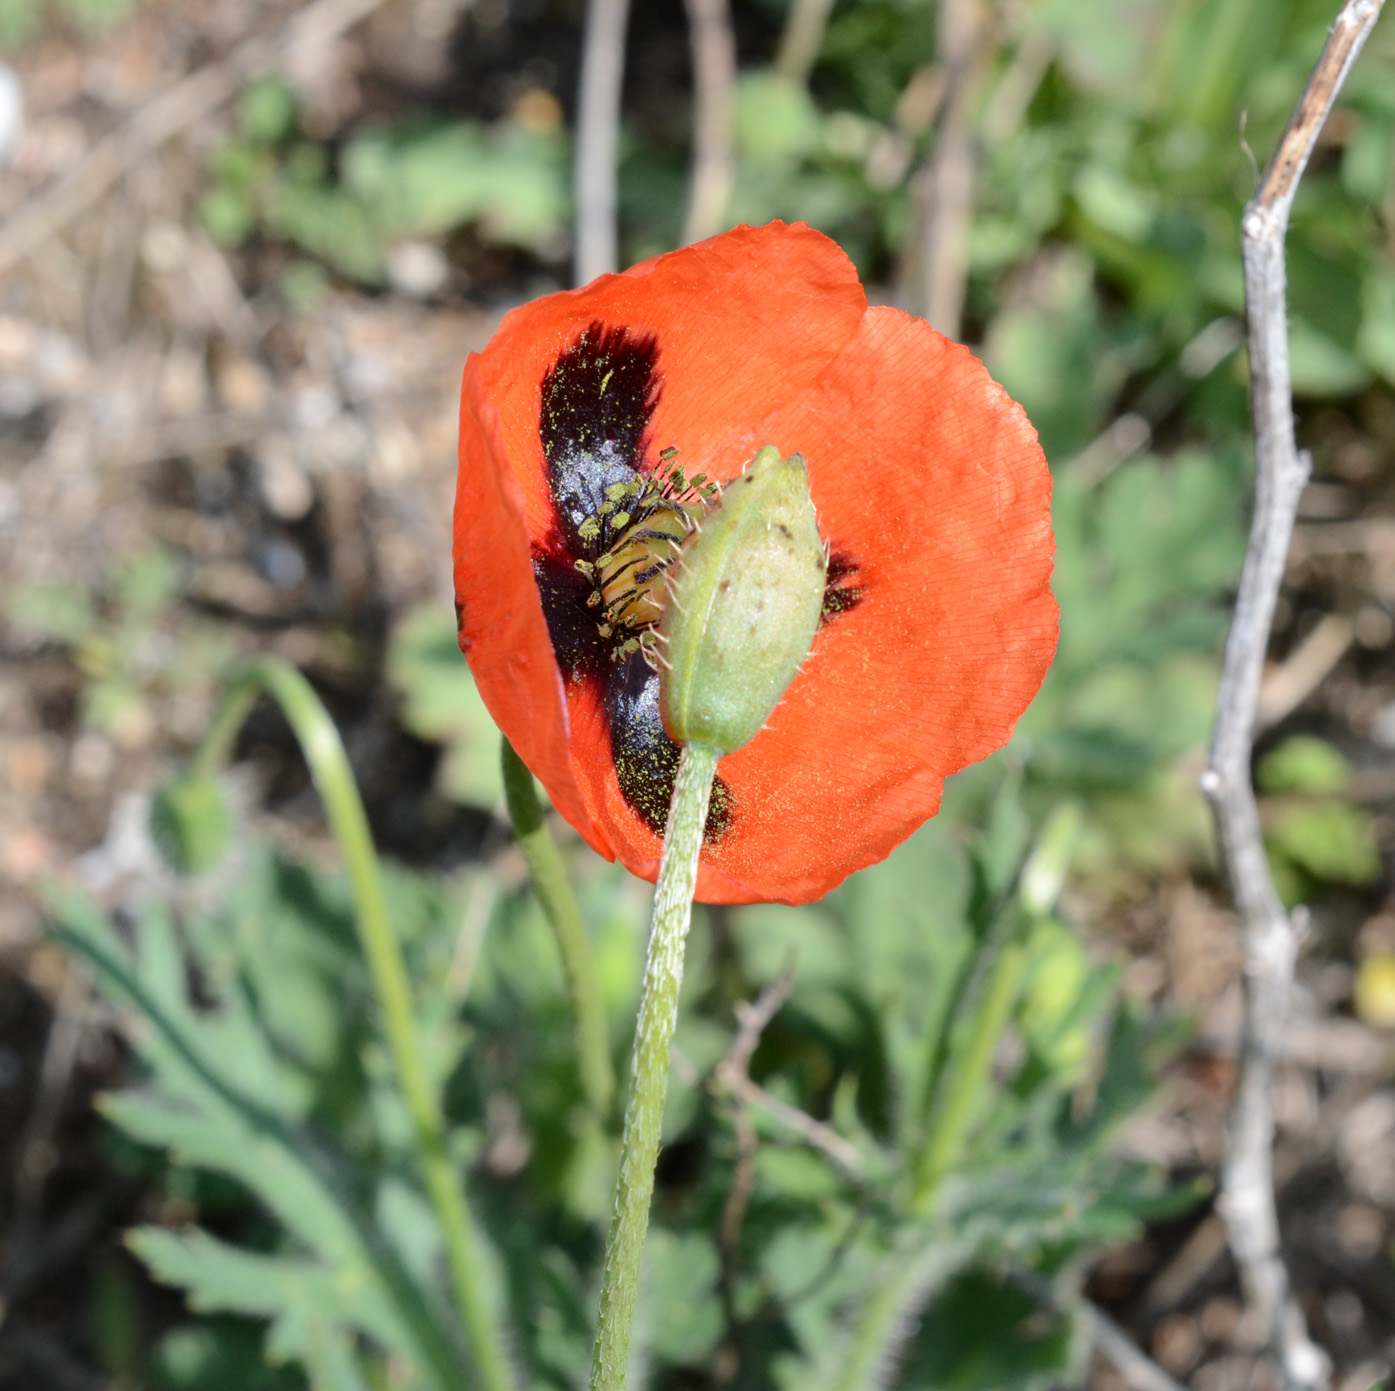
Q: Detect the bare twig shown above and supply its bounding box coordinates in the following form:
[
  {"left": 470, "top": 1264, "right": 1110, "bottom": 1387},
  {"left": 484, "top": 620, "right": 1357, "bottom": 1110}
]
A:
[
  {"left": 1008, "top": 1269, "right": 1187, "bottom": 1391},
  {"left": 897, "top": 0, "right": 991, "bottom": 336},
  {"left": 1083, "top": 1303, "right": 1190, "bottom": 1391},
  {"left": 714, "top": 975, "right": 795, "bottom": 1271},
  {"left": 574, "top": 0, "right": 632, "bottom": 284},
  {"left": 774, "top": 0, "right": 837, "bottom": 86},
  {"left": 710, "top": 973, "right": 865, "bottom": 1175},
  {"left": 1256, "top": 612, "right": 1355, "bottom": 729},
  {"left": 682, "top": 0, "right": 736, "bottom": 245},
  {"left": 0, "top": 0, "right": 391, "bottom": 279},
  {"left": 1201, "top": 4, "right": 1384, "bottom": 1387}
]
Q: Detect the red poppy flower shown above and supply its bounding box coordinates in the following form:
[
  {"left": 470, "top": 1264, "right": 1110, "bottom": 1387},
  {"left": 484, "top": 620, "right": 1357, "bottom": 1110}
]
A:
[{"left": 454, "top": 221, "right": 1057, "bottom": 906}]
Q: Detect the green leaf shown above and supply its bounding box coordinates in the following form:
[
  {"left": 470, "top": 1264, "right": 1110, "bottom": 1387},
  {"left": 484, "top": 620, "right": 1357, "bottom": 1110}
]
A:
[
  {"left": 6, "top": 581, "right": 97, "bottom": 644},
  {"left": 150, "top": 775, "right": 235, "bottom": 877},
  {"left": 1357, "top": 267, "right": 1395, "bottom": 386},
  {"left": 153, "top": 1318, "right": 300, "bottom": 1391},
  {"left": 115, "top": 548, "right": 179, "bottom": 626},
  {"left": 1267, "top": 801, "right": 1382, "bottom": 886},
  {"left": 240, "top": 78, "right": 300, "bottom": 146},
  {"left": 901, "top": 1270, "right": 1084, "bottom": 1391},
  {"left": 133, "top": 1229, "right": 381, "bottom": 1391},
  {"left": 341, "top": 120, "right": 568, "bottom": 249},
  {"left": 1286, "top": 316, "right": 1372, "bottom": 398},
  {"left": 386, "top": 605, "right": 503, "bottom": 809},
  {"left": 1257, "top": 735, "right": 1352, "bottom": 794},
  {"left": 269, "top": 181, "right": 386, "bottom": 284},
  {"left": 733, "top": 71, "right": 823, "bottom": 163},
  {"left": 198, "top": 186, "right": 258, "bottom": 247},
  {"left": 1018, "top": 918, "right": 1117, "bottom": 1085},
  {"left": 641, "top": 1229, "right": 723, "bottom": 1366},
  {"left": 45, "top": 886, "right": 461, "bottom": 1390}
]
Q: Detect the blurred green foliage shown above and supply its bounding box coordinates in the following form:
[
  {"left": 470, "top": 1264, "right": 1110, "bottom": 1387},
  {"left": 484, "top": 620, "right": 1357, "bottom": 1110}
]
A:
[
  {"left": 1258, "top": 735, "right": 1383, "bottom": 902},
  {"left": 198, "top": 78, "right": 569, "bottom": 285},
  {"left": 0, "top": 0, "right": 131, "bottom": 47},
  {"left": 387, "top": 605, "right": 504, "bottom": 811},
  {"left": 6, "top": 548, "right": 237, "bottom": 746},
  {"left": 53, "top": 782, "right": 1191, "bottom": 1390}
]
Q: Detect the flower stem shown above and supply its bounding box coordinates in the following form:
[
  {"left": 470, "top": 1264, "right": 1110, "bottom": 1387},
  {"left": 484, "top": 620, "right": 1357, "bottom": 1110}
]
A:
[
  {"left": 588, "top": 739, "right": 721, "bottom": 1391},
  {"left": 193, "top": 659, "right": 513, "bottom": 1391},
  {"left": 500, "top": 738, "right": 614, "bottom": 1117},
  {"left": 911, "top": 935, "right": 1028, "bottom": 1212},
  {"left": 832, "top": 922, "right": 1028, "bottom": 1391}
]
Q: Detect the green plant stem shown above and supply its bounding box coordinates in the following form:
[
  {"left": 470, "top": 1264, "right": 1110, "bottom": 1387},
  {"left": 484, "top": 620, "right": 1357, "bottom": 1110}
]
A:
[
  {"left": 830, "top": 1250, "right": 930, "bottom": 1391},
  {"left": 193, "top": 659, "right": 513, "bottom": 1391},
  {"left": 500, "top": 739, "right": 614, "bottom": 1117},
  {"left": 588, "top": 739, "right": 721, "bottom": 1391},
  {"left": 832, "top": 925, "right": 1029, "bottom": 1391},
  {"left": 912, "top": 935, "right": 1028, "bottom": 1212}
]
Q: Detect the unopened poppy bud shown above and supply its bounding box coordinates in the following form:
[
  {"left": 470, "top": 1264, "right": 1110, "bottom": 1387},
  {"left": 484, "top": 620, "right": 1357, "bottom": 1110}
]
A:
[{"left": 659, "top": 445, "right": 826, "bottom": 754}]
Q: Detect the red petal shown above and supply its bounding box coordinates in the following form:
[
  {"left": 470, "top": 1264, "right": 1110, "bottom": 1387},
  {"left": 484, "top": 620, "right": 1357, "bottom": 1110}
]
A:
[
  {"left": 470, "top": 221, "right": 868, "bottom": 553},
  {"left": 693, "top": 307, "right": 1057, "bottom": 902},
  {"left": 455, "top": 222, "right": 867, "bottom": 871},
  {"left": 454, "top": 225, "right": 1057, "bottom": 904},
  {"left": 455, "top": 365, "right": 607, "bottom": 854}
]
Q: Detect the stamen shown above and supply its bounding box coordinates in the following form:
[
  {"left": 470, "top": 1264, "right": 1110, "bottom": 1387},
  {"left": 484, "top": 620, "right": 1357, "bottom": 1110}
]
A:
[{"left": 569, "top": 442, "right": 723, "bottom": 665}]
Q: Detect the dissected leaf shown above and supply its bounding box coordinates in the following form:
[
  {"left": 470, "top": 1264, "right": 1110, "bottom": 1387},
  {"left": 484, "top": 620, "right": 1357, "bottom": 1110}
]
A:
[
  {"left": 387, "top": 604, "right": 504, "bottom": 809},
  {"left": 1267, "top": 801, "right": 1382, "bottom": 886}
]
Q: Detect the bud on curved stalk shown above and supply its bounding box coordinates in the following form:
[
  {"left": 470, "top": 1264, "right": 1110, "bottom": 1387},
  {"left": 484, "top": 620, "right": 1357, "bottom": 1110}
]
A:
[
  {"left": 659, "top": 445, "right": 827, "bottom": 754},
  {"left": 589, "top": 447, "right": 828, "bottom": 1391}
]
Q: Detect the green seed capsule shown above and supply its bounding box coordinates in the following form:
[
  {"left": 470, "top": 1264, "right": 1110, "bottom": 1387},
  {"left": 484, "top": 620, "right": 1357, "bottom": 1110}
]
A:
[{"left": 658, "top": 446, "right": 826, "bottom": 755}]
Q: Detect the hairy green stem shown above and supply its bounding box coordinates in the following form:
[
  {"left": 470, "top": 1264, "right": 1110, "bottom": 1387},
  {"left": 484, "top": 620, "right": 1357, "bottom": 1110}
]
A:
[
  {"left": 500, "top": 740, "right": 614, "bottom": 1117},
  {"left": 832, "top": 925, "right": 1029, "bottom": 1391},
  {"left": 193, "top": 659, "right": 513, "bottom": 1391},
  {"left": 912, "top": 936, "right": 1028, "bottom": 1212},
  {"left": 589, "top": 739, "right": 721, "bottom": 1391}
]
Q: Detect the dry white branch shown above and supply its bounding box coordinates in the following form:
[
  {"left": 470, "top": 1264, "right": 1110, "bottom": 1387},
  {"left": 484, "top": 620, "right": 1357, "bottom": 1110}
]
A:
[
  {"left": 0, "top": 0, "right": 390, "bottom": 279},
  {"left": 574, "top": 0, "right": 632, "bottom": 284},
  {"left": 1201, "top": 3, "right": 1385, "bottom": 1387},
  {"left": 774, "top": 0, "right": 836, "bottom": 86},
  {"left": 681, "top": 0, "right": 735, "bottom": 245},
  {"left": 1256, "top": 612, "right": 1355, "bottom": 729},
  {"left": 897, "top": 0, "right": 990, "bottom": 336},
  {"left": 1009, "top": 1269, "right": 1187, "bottom": 1391}
]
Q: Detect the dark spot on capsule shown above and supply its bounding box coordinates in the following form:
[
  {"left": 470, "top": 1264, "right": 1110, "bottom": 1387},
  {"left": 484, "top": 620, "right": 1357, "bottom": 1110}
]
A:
[
  {"left": 822, "top": 549, "right": 864, "bottom": 624},
  {"left": 540, "top": 322, "right": 659, "bottom": 553}
]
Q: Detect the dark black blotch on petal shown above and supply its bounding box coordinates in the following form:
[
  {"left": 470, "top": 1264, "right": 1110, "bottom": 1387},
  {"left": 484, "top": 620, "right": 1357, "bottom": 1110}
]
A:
[
  {"left": 532, "top": 548, "right": 732, "bottom": 846},
  {"left": 541, "top": 322, "right": 660, "bottom": 551},
  {"left": 822, "top": 549, "right": 865, "bottom": 624},
  {"left": 532, "top": 323, "right": 730, "bottom": 847},
  {"left": 532, "top": 552, "right": 609, "bottom": 680},
  {"left": 606, "top": 651, "right": 732, "bottom": 843}
]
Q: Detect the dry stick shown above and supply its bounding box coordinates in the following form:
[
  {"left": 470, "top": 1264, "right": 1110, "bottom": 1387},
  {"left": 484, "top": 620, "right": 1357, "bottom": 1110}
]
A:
[
  {"left": 0, "top": 0, "right": 390, "bottom": 280},
  {"left": 898, "top": 0, "right": 990, "bottom": 336},
  {"left": 681, "top": 0, "right": 736, "bottom": 245},
  {"left": 714, "top": 975, "right": 795, "bottom": 1260},
  {"left": 1007, "top": 1269, "right": 1187, "bottom": 1391},
  {"left": 673, "top": 1041, "right": 865, "bottom": 1174},
  {"left": 574, "top": 0, "right": 632, "bottom": 284},
  {"left": 774, "top": 0, "right": 836, "bottom": 85},
  {"left": 1201, "top": 3, "right": 1385, "bottom": 1388}
]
